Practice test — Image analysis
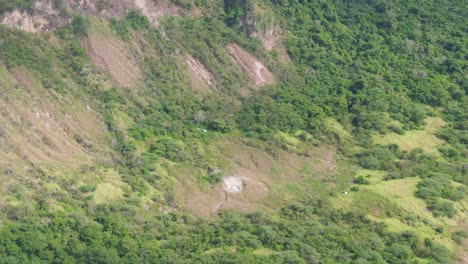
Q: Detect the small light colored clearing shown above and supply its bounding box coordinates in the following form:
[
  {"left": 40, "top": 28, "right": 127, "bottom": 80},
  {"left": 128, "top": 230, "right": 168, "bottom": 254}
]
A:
[
  {"left": 93, "top": 183, "right": 124, "bottom": 204},
  {"left": 223, "top": 176, "right": 245, "bottom": 193}
]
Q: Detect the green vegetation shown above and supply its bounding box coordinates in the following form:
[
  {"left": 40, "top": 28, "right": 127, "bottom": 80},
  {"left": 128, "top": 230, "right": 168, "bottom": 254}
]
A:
[
  {"left": 0, "top": 0, "right": 466, "bottom": 263},
  {"left": 0, "top": 0, "right": 34, "bottom": 16}
]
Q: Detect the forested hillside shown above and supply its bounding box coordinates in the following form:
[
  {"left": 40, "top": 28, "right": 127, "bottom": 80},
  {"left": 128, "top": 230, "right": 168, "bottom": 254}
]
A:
[{"left": 0, "top": 0, "right": 466, "bottom": 263}]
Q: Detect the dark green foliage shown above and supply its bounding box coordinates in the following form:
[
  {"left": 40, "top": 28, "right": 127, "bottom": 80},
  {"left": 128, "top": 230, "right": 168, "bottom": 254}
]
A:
[
  {"left": 415, "top": 173, "right": 466, "bottom": 218},
  {"left": 426, "top": 199, "right": 456, "bottom": 218},
  {"left": 416, "top": 174, "right": 467, "bottom": 202},
  {"left": 224, "top": 0, "right": 252, "bottom": 28},
  {"left": 203, "top": 171, "right": 224, "bottom": 184},
  {"left": 452, "top": 230, "right": 468, "bottom": 245},
  {"left": 170, "top": 0, "right": 194, "bottom": 9},
  {"left": 356, "top": 145, "right": 399, "bottom": 171},
  {"left": 79, "top": 184, "right": 97, "bottom": 193},
  {"left": 0, "top": 200, "right": 452, "bottom": 263},
  {"left": 0, "top": 0, "right": 34, "bottom": 16},
  {"left": 110, "top": 18, "right": 131, "bottom": 39},
  {"left": 268, "top": 0, "right": 466, "bottom": 136},
  {"left": 125, "top": 10, "right": 150, "bottom": 30},
  {"left": 72, "top": 15, "right": 89, "bottom": 37},
  {"left": 354, "top": 176, "right": 369, "bottom": 185},
  {"left": 0, "top": 28, "right": 51, "bottom": 71},
  {"left": 149, "top": 138, "right": 190, "bottom": 162}
]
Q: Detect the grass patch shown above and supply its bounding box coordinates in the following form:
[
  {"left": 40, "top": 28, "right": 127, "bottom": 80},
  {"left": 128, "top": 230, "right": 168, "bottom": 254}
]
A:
[
  {"left": 324, "top": 118, "right": 353, "bottom": 142},
  {"left": 331, "top": 189, "right": 401, "bottom": 217},
  {"left": 332, "top": 174, "right": 465, "bottom": 252},
  {"left": 93, "top": 183, "right": 124, "bottom": 204},
  {"left": 368, "top": 216, "right": 456, "bottom": 251},
  {"left": 354, "top": 169, "right": 387, "bottom": 184},
  {"left": 274, "top": 131, "right": 301, "bottom": 147},
  {"left": 373, "top": 117, "right": 446, "bottom": 155},
  {"left": 363, "top": 177, "right": 458, "bottom": 225}
]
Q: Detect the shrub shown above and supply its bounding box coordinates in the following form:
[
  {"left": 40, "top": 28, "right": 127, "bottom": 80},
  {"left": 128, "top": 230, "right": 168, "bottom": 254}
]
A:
[
  {"left": 427, "top": 199, "right": 456, "bottom": 218},
  {"left": 80, "top": 184, "right": 97, "bottom": 193},
  {"left": 72, "top": 15, "right": 89, "bottom": 37}
]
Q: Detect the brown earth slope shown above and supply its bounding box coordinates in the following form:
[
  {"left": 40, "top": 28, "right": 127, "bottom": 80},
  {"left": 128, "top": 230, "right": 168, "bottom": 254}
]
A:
[
  {"left": 178, "top": 140, "right": 337, "bottom": 216},
  {"left": 227, "top": 44, "right": 276, "bottom": 88}
]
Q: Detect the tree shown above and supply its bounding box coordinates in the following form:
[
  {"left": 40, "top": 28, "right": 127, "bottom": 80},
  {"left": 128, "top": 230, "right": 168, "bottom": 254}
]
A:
[{"left": 194, "top": 110, "right": 207, "bottom": 129}]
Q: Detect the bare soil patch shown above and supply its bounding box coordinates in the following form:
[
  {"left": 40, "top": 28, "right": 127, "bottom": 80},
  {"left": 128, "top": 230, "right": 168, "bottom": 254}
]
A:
[
  {"left": 227, "top": 44, "right": 275, "bottom": 88},
  {"left": 181, "top": 140, "right": 337, "bottom": 216},
  {"left": 0, "top": 66, "right": 109, "bottom": 168},
  {"left": 185, "top": 55, "right": 214, "bottom": 93},
  {"left": 85, "top": 34, "right": 142, "bottom": 88}
]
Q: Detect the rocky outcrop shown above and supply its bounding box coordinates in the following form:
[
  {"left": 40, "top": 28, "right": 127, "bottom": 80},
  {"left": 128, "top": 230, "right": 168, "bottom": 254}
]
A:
[{"left": 1, "top": 1, "right": 64, "bottom": 33}]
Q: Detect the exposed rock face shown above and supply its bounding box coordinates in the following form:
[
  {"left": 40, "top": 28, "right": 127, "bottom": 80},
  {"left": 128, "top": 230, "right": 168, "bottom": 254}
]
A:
[
  {"left": 2, "top": 10, "right": 45, "bottom": 33},
  {"left": 1, "top": 1, "right": 63, "bottom": 33},
  {"left": 0, "top": 0, "right": 177, "bottom": 32}
]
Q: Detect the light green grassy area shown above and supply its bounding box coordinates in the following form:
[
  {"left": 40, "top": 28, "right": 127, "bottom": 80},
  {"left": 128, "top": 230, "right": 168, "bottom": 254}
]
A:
[
  {"left": 366, "top": 177, "right": 464, "bottom": 226},
  {"left": 274, "top": 131, "right": 301, "bottom": 148},
  {"left": 88, "top": 16, "right": 116, "bottom": 37},
  {"left": 333, "top": 189, "right": 402, "bottom": 217},
  {"left": 253, "top": 248, "right": 275, "bottom": 256},
  {"left": 42, "top": 167, "right": 128, "bottom": 206},
  {"left": 354, "top": 169, "right": 387, "bottom": 184},
  {"left": 324, "top": 117, "right": 353, "bottom": 142},
  {"left": 93, "top": 183, "right": 124, "bottom": 204},
  {"left": 114, "top": 110, "right": 135, "bottom": 132},
  {"left": 332, "top": 174, "right": 466, "bottom": 251},
  {"left": 367, "top": 216, "right": 456, "bottom": 250},
  {"left": 369, "top": 178, "right": 438, "bottom": 221},
  {"left": 0, "top": 64, "right": 16, "bottom": 87},
  {"left": 373, "top": 117, "right": 446, "bottom": 155}
]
